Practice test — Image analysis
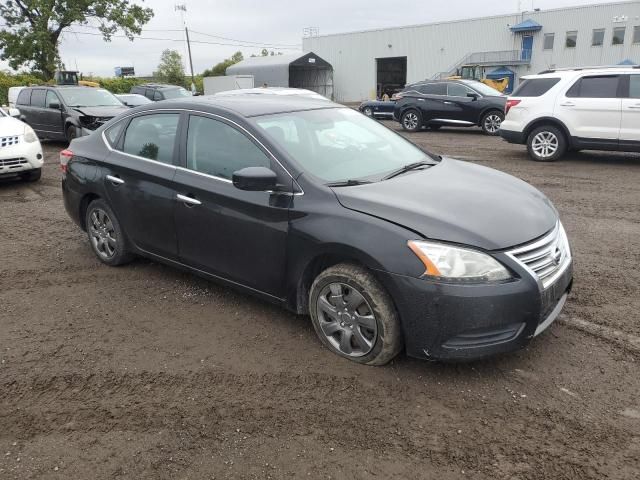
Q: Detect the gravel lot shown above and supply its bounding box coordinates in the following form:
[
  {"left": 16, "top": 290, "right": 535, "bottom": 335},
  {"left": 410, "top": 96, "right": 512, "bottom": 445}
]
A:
[{"left": 1, "top": 123, "right": 639, "bottom": 479}]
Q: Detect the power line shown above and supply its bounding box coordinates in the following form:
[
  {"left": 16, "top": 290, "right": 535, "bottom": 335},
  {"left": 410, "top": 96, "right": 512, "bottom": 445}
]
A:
[{"left": 188, "top": 29, "right": 300, "bottom": 48}]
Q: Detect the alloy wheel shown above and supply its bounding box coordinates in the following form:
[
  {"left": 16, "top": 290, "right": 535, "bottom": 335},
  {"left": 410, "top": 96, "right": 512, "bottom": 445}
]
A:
[
  {"left": 363, "top": 107, "right": 373, "bottom": 117},
  {"left": 89, "top": 208, "right": 117, "bottom": 259},
  {"left": 531, "top": 131, "right": 559, "bottom": 159},
  {"left": 316, "top": 282, "right": 378, "bottom": 357},
  {"left": 484, "top": 114, "right": 502, "bottom": 133},
  {"left": 403, "top": 112, "right": 419, "bottom": 130}
]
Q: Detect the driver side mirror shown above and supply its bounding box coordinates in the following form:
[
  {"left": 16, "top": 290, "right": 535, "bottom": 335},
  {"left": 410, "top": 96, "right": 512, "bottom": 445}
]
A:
[
  {"left": 232, "top": 166, "right": 278, "bottom": 192},
  {"left": 467, "top": 93, "right": 479, "bottom": 101},
  {"left": 49, "top": 102, "right": 61, "bottom": 110}
]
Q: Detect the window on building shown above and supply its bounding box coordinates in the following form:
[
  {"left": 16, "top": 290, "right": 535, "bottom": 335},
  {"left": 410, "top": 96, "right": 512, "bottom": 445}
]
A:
[
  {"left": 612, "top": 27, "right": 625, "bottom": 45},
  {"left": 543, "top": 33, "right": 555, "bottom": 50},
  {"left": 565, "top": 31, "right": 577, "bottom": 48},
  {"left": 634, "top": 26, "right": 640, "bottom": 44},
  {"left": 592, "top": 29, "right": 605, "bottom": 46}
]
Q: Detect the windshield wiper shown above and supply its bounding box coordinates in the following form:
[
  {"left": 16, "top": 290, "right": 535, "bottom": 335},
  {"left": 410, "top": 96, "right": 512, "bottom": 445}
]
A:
[
  {"left": 326, "top": 179, "right": 373, "bottom": 187},
  {"left": 381, "top": 160, "right": 435, "bottom": 181}
]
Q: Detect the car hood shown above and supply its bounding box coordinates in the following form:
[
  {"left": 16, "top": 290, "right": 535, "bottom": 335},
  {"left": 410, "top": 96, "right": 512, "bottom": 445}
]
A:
[
  {"left": 71, "top": 106, "right": 128, "bottom": 118},
  {"left": 0, "top": 116, "right": 27, "bottom": 136},
  {"left": 332, "top": 158, "right": 557, "bottom": 251}
]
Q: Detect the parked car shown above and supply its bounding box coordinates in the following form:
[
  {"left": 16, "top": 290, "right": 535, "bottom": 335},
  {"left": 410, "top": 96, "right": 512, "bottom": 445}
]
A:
[
  {"left": 394, "top": 79, "right": 506, "bottom": 135},
  {"left": 16, "top": 86, "right": 129, "bottom": 141},
  {"left": 61, "top": 95, "right": 572, "bottom": 365},
  {"left": 130, "top": 83, "right": 192, "bottom": 101},
  {"left": 0, "top": 106, "right": 43, "bottom": 181},
  {"left": 115, "top": 93, "right": 153, "bottom": 108},
  {"left": 500, "top": 66, "right": 640, "bottom": 161},
  {"left": 358, "top": 99, "right": 395, "bottom": 118}
]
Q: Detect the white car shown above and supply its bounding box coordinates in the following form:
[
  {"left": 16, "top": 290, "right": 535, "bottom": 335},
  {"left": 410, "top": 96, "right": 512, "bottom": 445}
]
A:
[
  {"left": 500, "top": 66, "right": 640, "bottom": 161},
  {"left": 0, "top": 107, "right": 44, "bottom": 181},
  {"left": 214, "top": 87, "right": 329, "bottom": 101}
]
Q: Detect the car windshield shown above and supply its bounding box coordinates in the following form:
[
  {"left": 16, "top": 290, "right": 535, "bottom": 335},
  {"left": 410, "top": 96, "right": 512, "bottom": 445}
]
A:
[
  {"left": 58, "top": 88, "right": 123, "bottom": 107},
  {"left": 253, "top": 108, "right": 435, "bottom": 183},
  {"left": 162, "top": 87, "right": 191, "bottom": 99}
]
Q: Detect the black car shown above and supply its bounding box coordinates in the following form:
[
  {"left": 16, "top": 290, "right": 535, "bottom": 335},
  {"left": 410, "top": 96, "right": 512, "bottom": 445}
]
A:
[
  {"left": 61, "top": 95, "right": 572, "bottom": 365},
  {"left": 394, "top": 79, "right": 507, "bottom": 135},
  {"left": 130, "top": 83, "right": 192, "bottom": 102},
  {"left": 16, "top": 86, "right": 128, "bottom": 141},
  {"left": 115, "top": 93, "right": 153, "bottom": 108},
  {"left": 358, "top": 99, "right": 395, "bottom": 118}
]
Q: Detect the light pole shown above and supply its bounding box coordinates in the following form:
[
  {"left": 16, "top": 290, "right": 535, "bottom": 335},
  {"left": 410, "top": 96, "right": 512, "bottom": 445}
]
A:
[{"left": 175, "top": 3, "right": 196, "bottom": 93}]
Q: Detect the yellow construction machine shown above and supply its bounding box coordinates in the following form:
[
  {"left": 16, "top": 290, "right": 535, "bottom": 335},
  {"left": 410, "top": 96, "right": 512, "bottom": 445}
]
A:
[{"left": 447, "top": 65, "right": 509, "bottom": 93}]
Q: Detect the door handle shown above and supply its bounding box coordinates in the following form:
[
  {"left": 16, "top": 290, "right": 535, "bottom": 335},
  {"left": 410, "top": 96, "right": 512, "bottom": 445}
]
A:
[
  {"left": 560, "top": 102, "right": 575, "bottom": 107},
  {"left": 443, "top": 101, "right": 453, "bottom": 105},
  {"left": 177, "top": 193, "right": 201, "bottom": 206},
  {"left": 628, "top": 104, "right": 640, "bottom": 109},
  {"left": 106, "top": 175, "right": 124, "bottom": 185}
]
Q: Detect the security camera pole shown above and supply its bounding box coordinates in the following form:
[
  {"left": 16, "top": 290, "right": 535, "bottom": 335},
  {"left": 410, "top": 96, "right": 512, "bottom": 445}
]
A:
[{"left": 175, "top": 3, "right": 196, "bottom": 94}]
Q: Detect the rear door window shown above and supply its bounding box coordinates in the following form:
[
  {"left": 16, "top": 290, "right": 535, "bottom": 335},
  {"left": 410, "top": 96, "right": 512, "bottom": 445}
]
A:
[
  {"left": 513, "top": 78, "right": 561, "bottom": 97},
  {"left": 418, "top": 83, "right": 447, "bottom": 95},
  {"left": 121, "top": 113, "right": 180, "bottom": 164},
  {"left": 566, "top": 75, "right": 620, "bottom": 98},
  {"left": 629, "top": 75, "right": 640, "bottom": 98},
  {"left": 153, "top": 90, "right": 163, "bottom": 101},
  {"left": 30, "top": 89, "right": 46, "bottom": 108},
  {"left": 16, "top": 89, "right": 31, "bottom": 106}
]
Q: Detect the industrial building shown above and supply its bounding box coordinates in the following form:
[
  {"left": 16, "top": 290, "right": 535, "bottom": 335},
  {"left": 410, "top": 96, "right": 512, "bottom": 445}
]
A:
[{"left": 302, "top": 1, "right": 640, "bottom": 102}]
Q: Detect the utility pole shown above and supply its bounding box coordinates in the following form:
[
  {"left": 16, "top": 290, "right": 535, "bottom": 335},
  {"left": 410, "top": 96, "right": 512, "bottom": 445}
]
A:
[{"left": 175, "top": 3, "right": 196, "bottom": 93}]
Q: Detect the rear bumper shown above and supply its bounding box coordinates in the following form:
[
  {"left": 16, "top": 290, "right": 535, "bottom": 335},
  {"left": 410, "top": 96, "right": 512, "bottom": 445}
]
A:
[
  {"left": 499, "top": 128, "right": 526, "bottom": 144},
  {"left": 377, "top": 260, "right": 573, "bottom": 361}
]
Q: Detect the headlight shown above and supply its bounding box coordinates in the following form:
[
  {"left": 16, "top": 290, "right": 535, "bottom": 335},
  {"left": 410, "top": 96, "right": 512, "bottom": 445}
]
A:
[
  {"left": 407, "top": 240, "right": 512, "bottom": 283},
  {"left": 23, "top": 125, "right": 38, "bottom": 143}
]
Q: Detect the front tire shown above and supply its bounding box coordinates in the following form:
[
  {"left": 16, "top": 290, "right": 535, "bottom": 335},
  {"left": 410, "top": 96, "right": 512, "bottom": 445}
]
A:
[
  {"left": 400, "top": 110, "right": 421, "bottom": 132},
  {"left": 309, "top": 263, "right": 403, "bottom": 366},
  {"left": 526, "top": 125, "right": 567, "bottom": 162},
  {"left": 481, "top": 111, "right": 504, "bottom": 136},
  {"left": 66, "top": 125, "right": 78, "bottom": 143},
  {"left": 85, "top": 199, "right": 134, "bottom": 266}
]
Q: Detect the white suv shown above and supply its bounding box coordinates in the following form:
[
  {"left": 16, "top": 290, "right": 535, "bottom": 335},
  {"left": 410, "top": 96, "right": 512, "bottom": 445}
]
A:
[
  {"left": 0, "top": 107, "right": 44, "bottom": 181},
  {"left": 500, "top": 66, "right": 640, "bottom": 161}
]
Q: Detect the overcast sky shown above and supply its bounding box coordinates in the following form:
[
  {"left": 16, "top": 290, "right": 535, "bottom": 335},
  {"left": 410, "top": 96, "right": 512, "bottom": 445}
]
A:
[{"left": 1, "top": 0, "right": 610, "bottom": 77}]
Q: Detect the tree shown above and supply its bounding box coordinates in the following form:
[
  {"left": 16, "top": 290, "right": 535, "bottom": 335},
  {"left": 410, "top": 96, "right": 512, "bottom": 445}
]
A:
[
  {"left": 0, "top": 0, "right": 154, "bottom": 81},
  {"left": 202, "top": 51, "right": 243, "bottom": 77},
  {"left": 155, "top": 49, "right": 185, "bottom": 86}
]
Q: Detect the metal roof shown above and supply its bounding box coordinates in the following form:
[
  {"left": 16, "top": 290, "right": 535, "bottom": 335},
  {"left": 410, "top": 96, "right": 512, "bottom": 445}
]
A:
[{"left": 510, "top": 19, "right": 543, "bottom": 32}]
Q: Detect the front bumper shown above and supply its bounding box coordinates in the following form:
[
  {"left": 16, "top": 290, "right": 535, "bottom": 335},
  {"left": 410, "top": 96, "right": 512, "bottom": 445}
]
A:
[
  {"left": 377, "top": 259, "right": 573, "bottom": 361},
  {"left": 0, "top": 138, "right": 44, "bottom": 176}
]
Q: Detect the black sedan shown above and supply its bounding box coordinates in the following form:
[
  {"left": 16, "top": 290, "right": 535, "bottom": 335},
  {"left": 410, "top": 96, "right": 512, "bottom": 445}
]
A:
[
  {"left": 61, "top": 95, "right": 572, "bottom": 365},
  {"left": 358, "top": 99, "right": 395, "bottom": 119}
]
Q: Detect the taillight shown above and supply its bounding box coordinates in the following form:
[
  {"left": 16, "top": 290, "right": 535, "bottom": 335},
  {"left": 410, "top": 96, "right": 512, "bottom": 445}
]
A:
[
  {"left": 505, "top": 99, "right": 521, "bottom": 115},
  {"left": 60, "top": 149, "right": 73, "bottom": 173}
]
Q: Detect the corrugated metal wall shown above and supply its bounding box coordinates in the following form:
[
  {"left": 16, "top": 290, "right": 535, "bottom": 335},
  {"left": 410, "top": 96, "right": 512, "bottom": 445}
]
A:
[{"left": 303, "top": 1, "right": 640, "bottom": 102}]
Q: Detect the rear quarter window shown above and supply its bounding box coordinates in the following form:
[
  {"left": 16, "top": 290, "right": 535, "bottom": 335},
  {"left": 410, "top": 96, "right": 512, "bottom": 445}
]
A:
[
  {"left": 16, "top": 89, "right": 31, "bottom": 106},
  {"left": 512, "top": 78, "right": 561, "bottom": 97}
]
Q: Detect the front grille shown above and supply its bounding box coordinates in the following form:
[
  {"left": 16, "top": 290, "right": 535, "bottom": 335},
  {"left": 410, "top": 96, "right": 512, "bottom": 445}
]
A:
[
  {"left": 0, "top": 157, "right": 28, "bottom": 169},
  {"left": 507, "top": 222, "right": 571, "bottom": 289},
  {"left": 0, "top": 136, "right": 20, "bottom": 147}
]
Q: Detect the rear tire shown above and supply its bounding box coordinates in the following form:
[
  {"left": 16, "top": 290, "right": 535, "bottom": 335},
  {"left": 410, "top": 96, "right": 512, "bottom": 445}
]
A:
[
  {"left": 526, "top": 125, "right": 567, "bottom": 162},
  {"left": 85, "top": 199, "right": 134, "bottom": 266},
  {"left": 480, "top": 111, "right": 504, "bottom": 136},
  {"left": 401, "top": 110, "right": 421, "bottom": 132},
  {"left": 363, "top": 107, "right": 373, "bottom": 117},
  {"left": 20, "top": 168, "right": 41, "bottom": 182},
  {"left": 309, "top": 263, "right": 403, "bottom": 366}
]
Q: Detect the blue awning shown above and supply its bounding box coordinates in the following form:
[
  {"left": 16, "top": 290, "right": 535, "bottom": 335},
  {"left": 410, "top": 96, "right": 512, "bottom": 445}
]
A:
[
  {"left": 486, "top": 67, "right": 515, "bottom": 78},
  {"left": 618, "top": 58, "right": 637, "bottom": 65},
  {"left": 510, "top": 19, "right": 543, "bottom": 33}
]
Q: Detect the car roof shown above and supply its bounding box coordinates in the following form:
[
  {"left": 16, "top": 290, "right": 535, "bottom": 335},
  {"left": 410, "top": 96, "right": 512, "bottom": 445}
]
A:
[
  {"left": 139, "top": 94, "right": 341, "bottom": 118},
  {"left": 523, "top": 66, "right": 639, "bottom": 80},
  {"left": 136, "top": 83, "right": 183, "bottom": 90}
]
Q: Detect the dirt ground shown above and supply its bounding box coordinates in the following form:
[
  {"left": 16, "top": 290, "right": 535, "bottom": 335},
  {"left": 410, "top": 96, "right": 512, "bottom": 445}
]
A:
[{"left": 1, "top": 124, "right": 639, "bottom": 480}]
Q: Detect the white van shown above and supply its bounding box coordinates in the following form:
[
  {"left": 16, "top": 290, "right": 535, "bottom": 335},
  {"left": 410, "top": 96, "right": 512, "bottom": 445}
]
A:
[{"left": 8, "top": 86, "right": 25, "bottom": 107}]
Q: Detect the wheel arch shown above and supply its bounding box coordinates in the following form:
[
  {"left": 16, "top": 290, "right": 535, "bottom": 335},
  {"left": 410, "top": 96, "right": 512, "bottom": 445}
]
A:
[
  {"left": 78, "top": 193, "right": 102, "bottom": 231},
  {"left": 522, "top": 117, "right": 572, "bottom": 148}
]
